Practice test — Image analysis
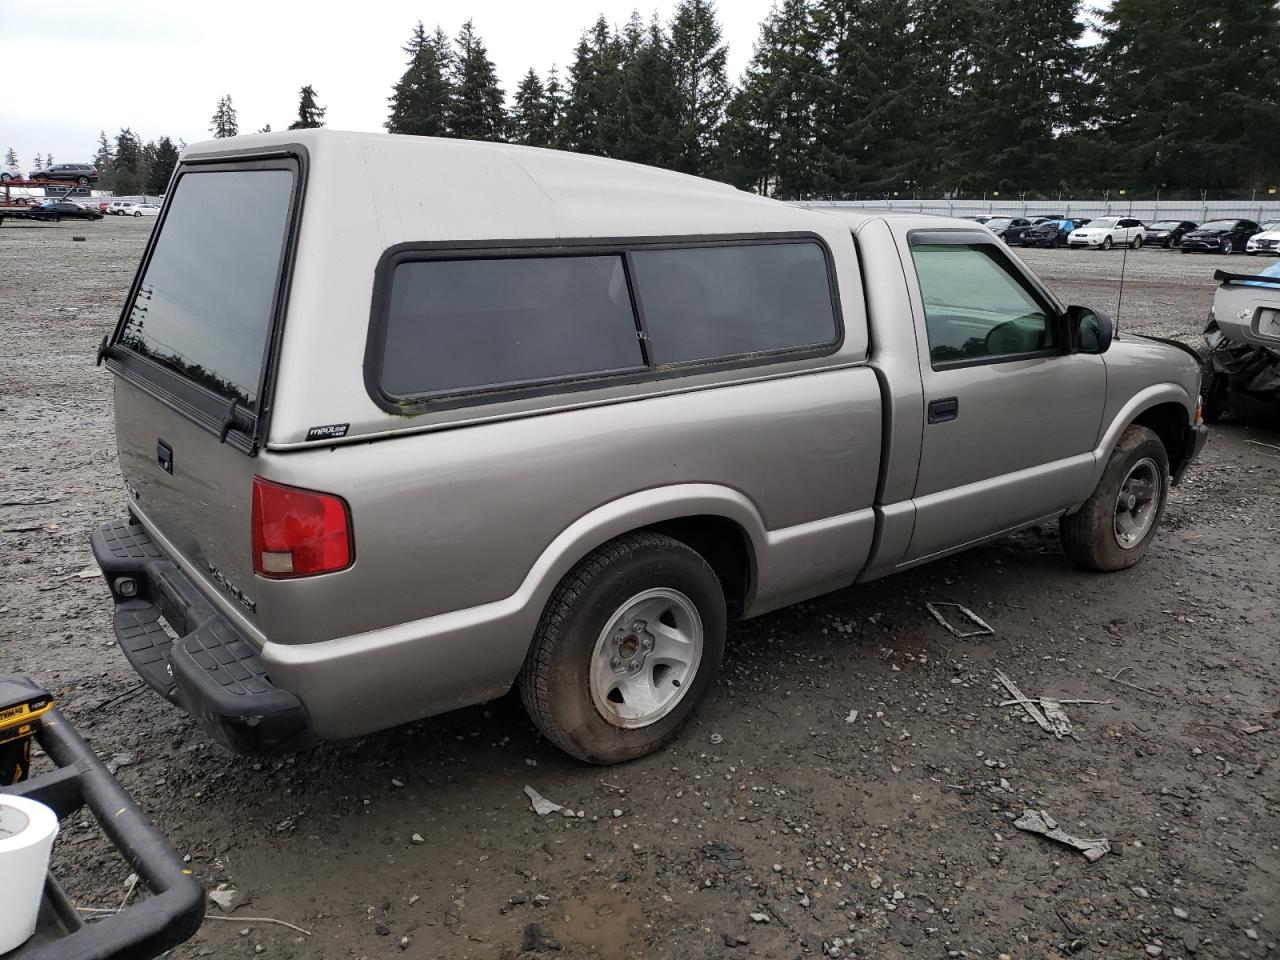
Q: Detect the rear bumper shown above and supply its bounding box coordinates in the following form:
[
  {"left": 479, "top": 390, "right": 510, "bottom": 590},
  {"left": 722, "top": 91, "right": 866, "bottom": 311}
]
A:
[{"left": 91, "top": 518, "right": 313, "bottom": 756}]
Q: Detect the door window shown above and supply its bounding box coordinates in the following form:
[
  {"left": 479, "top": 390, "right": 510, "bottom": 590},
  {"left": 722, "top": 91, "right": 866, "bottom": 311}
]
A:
[{"left": 910, "top": 243, "right": 1055, "bottom": 367}]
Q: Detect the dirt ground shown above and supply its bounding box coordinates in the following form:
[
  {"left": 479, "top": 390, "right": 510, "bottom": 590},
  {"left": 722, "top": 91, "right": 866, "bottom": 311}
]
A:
[{"left": 1, "top": 216, "right": 1277, "bottom": 960}]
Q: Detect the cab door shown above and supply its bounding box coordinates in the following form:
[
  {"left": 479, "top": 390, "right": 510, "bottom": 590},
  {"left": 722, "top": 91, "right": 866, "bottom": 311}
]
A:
[{"left": 898, "top": 229, "right": 1107, "bottom": 563}]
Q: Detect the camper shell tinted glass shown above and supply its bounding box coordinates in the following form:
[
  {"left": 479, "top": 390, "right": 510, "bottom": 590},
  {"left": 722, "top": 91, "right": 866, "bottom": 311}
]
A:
[
  {"left": 107, "top": 153, "right": 302, "bottom": 449},
  {"left": 368, "top": 235, "right": 842, "bottom": 410}
]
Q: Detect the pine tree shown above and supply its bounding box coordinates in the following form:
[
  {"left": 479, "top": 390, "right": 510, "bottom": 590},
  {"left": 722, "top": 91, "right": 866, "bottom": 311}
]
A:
[
  {"left": 615, "top": 18, "right": 683, "bottom": 169},
  {"left": 210, "top": 94, "right": 239, "bottom": 138},
  {"left": 450, "top": 20, "right": 506, "bottom": 140},
  {"left": 289, "top": 85, "right": 327, "bottom": 130},
  {"left": 545, "top": 64, "right": 566, "bottom": 146},
  {"left": 258, "top": 124, "right": 272, "bottom": 133},
  {"left": 387, "top": 22, "right": 454, "bottom": 136},
  {"left": 1092, "top": 0, "right": 1280, "bottom": 189},
  {"left": 4, "top": 147, "right": 16, "bottom": 168},
  {"left": 669, "top": 0, "right": 730, "bottom": 175},
  {"left": 45, "top": 153, "right": 53, "bottom": 168},
  {"left": 32, "top": 154, "right": 42, "bottom": 171},
  {"left": 562, "top": 17, "right": 625, "bottom": 155},
  {"left": 113, "top": 128, "right": 143, "bottom": 196},
  {"left": 147, "top": 137, "right": 180, "bottom": 194},
  {"left": 510, "top": 69, "right": 557, "bottom": 146},
  {"left": 719, "top": 0, "right": 824, "bottom": 196}
]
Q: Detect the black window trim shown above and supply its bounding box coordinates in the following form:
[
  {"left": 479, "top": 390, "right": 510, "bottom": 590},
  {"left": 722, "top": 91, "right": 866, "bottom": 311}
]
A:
[
  {"left": 907, "top": 228, "right": 1067, "bottom": 372},
  {"left": 102, "top": 146, "right": 310, "bottom": 454},
  {"left": 364, "top": 231, "right": 845, "bottom": 416}
]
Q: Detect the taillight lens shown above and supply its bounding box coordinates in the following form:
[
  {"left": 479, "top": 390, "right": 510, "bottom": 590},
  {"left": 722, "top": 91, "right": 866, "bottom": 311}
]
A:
[{"left": 252, "top": 477, "right": 353, "bottom": 578}]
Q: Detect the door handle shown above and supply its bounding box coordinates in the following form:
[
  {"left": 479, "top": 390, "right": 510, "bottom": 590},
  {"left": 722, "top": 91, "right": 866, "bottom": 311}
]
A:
[{"left": 927, "top": 397, "right": 959, "bottom": 424}]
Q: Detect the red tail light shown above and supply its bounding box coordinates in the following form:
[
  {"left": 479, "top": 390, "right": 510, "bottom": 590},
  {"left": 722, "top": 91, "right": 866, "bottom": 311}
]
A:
[{"left": 252, "top": 477, "right": 353, "bottom": 578}]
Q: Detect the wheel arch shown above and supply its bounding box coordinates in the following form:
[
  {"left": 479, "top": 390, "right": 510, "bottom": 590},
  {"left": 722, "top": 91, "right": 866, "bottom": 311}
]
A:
[{"left": 1078, "top": 385, "right": 1194, "bottom": 506}]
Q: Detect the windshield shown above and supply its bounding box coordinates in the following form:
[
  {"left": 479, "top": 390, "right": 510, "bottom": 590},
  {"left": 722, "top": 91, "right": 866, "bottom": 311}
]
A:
[
  {"left": 1147, "top": 221, "right": 1181, "bottom": 230},
  {"left": 1259, "top": 221, "right": 1280, "bottom": 232},
  {"left": 117, "top": 169, "right": 294, "bottom": 411},
  {"left": 1088, "top": 218, "right": 1118, "bottom": 229},
  {"left": 986, "top": 218, "right": 1012, "bottom": 228},
  {"left": 1198, "top": 220, "right": 1237, "bottom": 231}
]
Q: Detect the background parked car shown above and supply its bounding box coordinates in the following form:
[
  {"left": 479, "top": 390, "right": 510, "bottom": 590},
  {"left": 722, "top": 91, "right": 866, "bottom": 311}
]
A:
[
  {"left": 1068, "top": 217, "right": 1145, "bottom": 249},
  {"left": 120, "top": 201, "right": 161, "bottom": 217},
  {"left": 1179, "top": 219, "right": 1260, "bottom": 254},
  {"left": 984, "top": 216, "right": 1032, "bottom": 240},
  {"left": 1, "top": 166, "right": 26, "bottom": 182},
  {"left": 32, "top": 163, "right": 98, "bottom": 185},
  {"left": 31, "top": 200, "right": 103, "bottom": 221},
  {"left": 1003, "top": 216, "right": 1064, "bottom": 244},
  {"left": 1020, "top": 218, "right": 1085, "bottom": 248},
  {"left": 1142, "top": 220, "right": 1198, "bottom": 248}
]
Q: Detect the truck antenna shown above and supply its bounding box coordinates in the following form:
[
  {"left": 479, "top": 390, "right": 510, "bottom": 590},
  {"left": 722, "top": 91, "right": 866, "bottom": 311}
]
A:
[{"left": 1115, "top": 197, "right": 1133, "bottom": 333}]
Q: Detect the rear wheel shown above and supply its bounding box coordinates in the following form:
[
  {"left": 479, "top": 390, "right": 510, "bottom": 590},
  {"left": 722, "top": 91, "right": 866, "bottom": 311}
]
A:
[
  {"left": 1132, "top": 234, "right": 1143, "bottom": 249},
  {"left": 133, "top": 210, "right": 142, "bottom": 217},
  {"left": 1060, "top": 425, "right": 1170, "bottom": 572},
  {"left": 77, "top": 176, "right": 89, "bottom": 185},
  {"left": 518, "top": 532, "right": 727, "bottom": 764}
]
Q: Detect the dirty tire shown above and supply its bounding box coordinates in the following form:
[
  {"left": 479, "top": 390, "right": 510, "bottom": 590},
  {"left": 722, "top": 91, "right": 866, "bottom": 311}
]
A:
[
  {"left": 518, "top": 532, "right": 726, "bottom": 764},
  {"left": 1060, "top": 425, "right": 1170, "bottom": 572}
]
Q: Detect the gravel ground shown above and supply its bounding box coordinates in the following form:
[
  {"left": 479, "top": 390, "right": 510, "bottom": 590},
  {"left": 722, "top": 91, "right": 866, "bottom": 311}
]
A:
[{"left": 1, "top": 217, "right": 1277, "bottom": 960}]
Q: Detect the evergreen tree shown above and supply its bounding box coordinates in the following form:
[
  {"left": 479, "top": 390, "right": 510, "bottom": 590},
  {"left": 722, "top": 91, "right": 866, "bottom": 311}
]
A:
[
  {"left": 210, "top": 94, "right": 239, "bottom": 138},
  {"left": 113, "top": 128, "right": 144, "bottom": 196},
  {"left": 386, "top": 22, "right": 454, "bottom": 136},
  {"left": 4, "top": 147, "right": 17, "bottom": 168},
  {"left": 615, "top": 19, "right": 684, "bottom": 169},
  {"left": 719, "top": 0, "right": 824, "bottom": 195},
  {"left": 510, "top": 69, "right": 557, "bottom": 146},
  {"left": 562, "top": 17, "right": 626, "bottom": 155},
  {"left": 258, "top": 124, "right": 272, "bottom": 133},
  {"left": 45, "top": 153, "right": 53, "bottom": 168},
  {"left": 669, "top": 0, "right": 730, "bottom": 175},
  {"left": 1092, "top": 0, "right": 1280, "bottom": 189},
  {"left": 147, "top": 136, "right": 180, "bottom": 194},
  {"left": 288, "top": 85, "right": 327, "bottom": 129},
  {"left": 31, "top": 154, "right": 42, "bottom": 171},
  {"left": 450, "top": 20, "right": 506, "bottom": 140},
  {"left": 545, "top": 64, "right": 566, "bottom": 146}
]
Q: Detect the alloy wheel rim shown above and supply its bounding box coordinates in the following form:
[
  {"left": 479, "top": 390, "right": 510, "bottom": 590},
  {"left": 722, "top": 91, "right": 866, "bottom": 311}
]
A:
[
  {"left": 1113, "top": 458, "right": 1160, "bottom": 550},
  {"left": 589, "top": 587, "right": 703, "bottom": 729}
]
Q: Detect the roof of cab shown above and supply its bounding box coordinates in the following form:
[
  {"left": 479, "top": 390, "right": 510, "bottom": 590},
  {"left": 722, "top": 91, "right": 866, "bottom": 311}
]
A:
[{"left": 180, "top": 128, "right": 881, "bottom": 242}]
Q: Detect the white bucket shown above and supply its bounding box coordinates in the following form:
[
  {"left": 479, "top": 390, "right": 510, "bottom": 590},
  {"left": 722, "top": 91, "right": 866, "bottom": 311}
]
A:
[{"left": 0, "top": 794, "right": 60, "bottom": 953}]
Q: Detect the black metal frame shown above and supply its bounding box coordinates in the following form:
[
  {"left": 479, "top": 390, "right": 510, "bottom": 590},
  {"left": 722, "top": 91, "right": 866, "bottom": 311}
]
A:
[
  {"left": 362, "top": 232, "right": 846, "bottom": 416},
  {"left": 1, "top": 701, "right": 204, "bottom": 960},
  {"left": 102, "top": 145, "right": 310, "bottom": 455}
]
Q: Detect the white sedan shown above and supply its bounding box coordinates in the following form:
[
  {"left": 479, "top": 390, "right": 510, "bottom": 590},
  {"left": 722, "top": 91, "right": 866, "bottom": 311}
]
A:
[
  {"left": 1246, "top": 221, "right": 1280, "bottom": 256},
  {"left": 119, "top": 202, "right": 160, "bottom": 218},
  {"left": 1067, "top": 216, "right": 1145, "bottom": 250}
]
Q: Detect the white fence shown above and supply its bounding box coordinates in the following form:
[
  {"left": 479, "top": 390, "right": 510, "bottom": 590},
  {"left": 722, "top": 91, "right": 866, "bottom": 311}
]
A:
[{"left": 797, "top": 198, "right": 1280, "bottom": 223}]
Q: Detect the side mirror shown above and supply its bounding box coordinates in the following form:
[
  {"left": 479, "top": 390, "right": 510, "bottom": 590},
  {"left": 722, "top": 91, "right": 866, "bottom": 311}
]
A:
[{"left": 1067, "top": 305, "right": 1113, "bottom": 354}]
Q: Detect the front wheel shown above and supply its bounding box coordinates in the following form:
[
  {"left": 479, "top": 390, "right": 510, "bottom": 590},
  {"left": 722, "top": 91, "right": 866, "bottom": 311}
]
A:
[
  {"left": 1060, "top": 425, "right": 1170, "bottom": 572},
  {"left": 1222, "top": 237, "right": 1235, "bottom": 254},
  {"left": 77, "top": 176, "right": 89, "bottom": 185},
  {"left": 519, "top": 532, "right": 727, "bottom": 764},
  {"left": 1101, "top": 236, "right": 1113, "bottom": 250}
]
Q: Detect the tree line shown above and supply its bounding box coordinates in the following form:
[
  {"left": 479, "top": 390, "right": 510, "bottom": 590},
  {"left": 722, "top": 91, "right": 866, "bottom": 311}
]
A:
[{"left": 17, "top": 0, "right": 1277, "bottom": 199}]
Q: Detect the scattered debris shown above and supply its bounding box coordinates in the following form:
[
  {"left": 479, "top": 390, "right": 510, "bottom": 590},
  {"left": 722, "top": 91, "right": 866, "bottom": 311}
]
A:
[
  {"left": 78, "top": 907, "right": 311, "bottom": 936},
  {"left": 208, "top": 884, "right": 243, "bottom": 913},
  {"left": 105, "top": 751, "right": 137, "bottom": 774},
  {"left": 709, "top": 732, "right": 724, "bottom": 745},
  {"left": 520, "top": 922, "right": 562, "bottom": 952},
  {"left": 2, "top": 523, "right": 46, "bottom": 533},
  {"left": 701, "top": 842, "right": 745, "bottom": 865},
  {"left": 1039, "top": 698, "right": 1077, "bottom": 741},
  {"left": 0, "top": 495, "right": 62, "bottom": 507},
  {"left": 749, "top": 912, "right": 771, "bottom": 924},
  {"left": 1241, "top": 723, "right": 1265, "bottom": 735},
  {"left": 410, "top": 833, "right": 426, "bottom": 845},
  {"left": 845, "top": 709, "right": 859, "bottom": 724},
  {"left": 995, "top": 669, "right": 1054, "bottom": 735},
  {"left": 1013, "top": 809, "right": 1111, "bottom": 862},
  {"left": 1108, "top": 666, "right": 1160, "bottom": 696},
  {"left": 523, "top": 785, "right": 563, "bottom": 817},
  {"left": 926, "top": 602, "right": 994, "bottom": 638}
]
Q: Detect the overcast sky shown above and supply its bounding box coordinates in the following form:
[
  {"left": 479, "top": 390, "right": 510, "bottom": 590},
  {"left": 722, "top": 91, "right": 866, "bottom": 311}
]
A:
[
  {"left": 0, "top": 0, "right": 777, "bottom": 164},
  {"left": 1, "top": 0, "right": 1112, "bottom": 167}
]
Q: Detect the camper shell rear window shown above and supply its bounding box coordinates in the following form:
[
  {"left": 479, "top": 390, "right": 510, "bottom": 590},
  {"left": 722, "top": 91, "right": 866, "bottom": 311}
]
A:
[
  {"left": 366, "top": 234, "right": 842, "bottom": 411},
  {"left": 108, "top": 153, "right": 302, "bottom": 451}
]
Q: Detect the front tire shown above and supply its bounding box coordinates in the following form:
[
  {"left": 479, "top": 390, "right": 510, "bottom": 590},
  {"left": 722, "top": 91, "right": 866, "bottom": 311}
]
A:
[
  {"left": 1222, "top": 237, "right": 1235, "bottom": 254},
  {"left": 1101, "top": 236, "right": 1113, "bottom": 250},
  {"left": 518, "top": 532, "right": 727, "bottom": 764},
  {"left": 1060, "top": 425, "right": 1170, "bottom": 572}
]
